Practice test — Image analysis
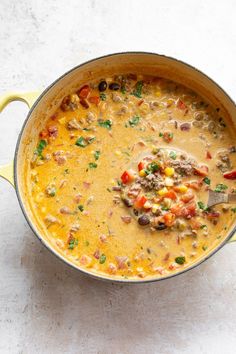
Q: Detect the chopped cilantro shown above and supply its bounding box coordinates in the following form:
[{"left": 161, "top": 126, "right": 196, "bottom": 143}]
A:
[
  {"left": 64, "top": 168, "right": 69, "bottom": 175},
  {"left": 202, "top": 245, "right": 208, "bottom": 251},
  {"left": 169, "top": 151, "right": 177, "bottom": 160},
  {"left": 35, "top": 139, "right": 47, "bottom": 157},
  {"left": 100, "top": 93, "right": 106, "bottom": 101},
  {"left": 121, "top": 85, "right": 126, "bottom": 94},
  {"left": 200, "top": 224, "right": 207, "bottom": 229},
  {"left": 159, "top": 132, "right": 163, "bottom": 137},
  {"left": 147, "top": 161, "right": 159, "bottom": 173},
  {"left": 231, "top": 208, "right": 236, "bottom": 213},
  {"left": 88, "top": 162, "right": 97, "bottom": 169},
  {"left": 161, "top": 206, "right": 170, "bottom": 211},
  {"left": 128, "top": 115, "right": 140, "bottom": 127},
  {"left": 99, "top": 254, "right": 106, "bottom": 264},
  {"left": 68, "top": 238, "right": 78, "bottom": 250},
  {"left": 94, "top": 150, "right": 101, "bottom": 161},
  {"left": 132, "top": 81, "right": 143, "bottom": 98},
  {"left": 197, "top": 201, "right": 209, "bottom": 211},
  {"left": 203, "top": 177, "right": 211, "bottom": 185},
  {"left": 98, "top": 119, "right": 112, "bottom": 129},
  {"left": 78, "top": 205, "right": 84, "bottom": 212},
  {"left": 75, "top": 136, "right": 87, "bottom": 147},
  {"left": 175, "top": 256, "right": 186, "bottom": 265},
  {"left": 214, "top": 184, "right": 228, "bottom": 193},
  {"left": 87, "top": 136, "right": 96, "bottom": 144}
]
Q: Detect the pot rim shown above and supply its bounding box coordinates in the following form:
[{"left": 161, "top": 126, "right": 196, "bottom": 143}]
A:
[{"left": 13, "top": 51, "right": 236, "bottom": 284}]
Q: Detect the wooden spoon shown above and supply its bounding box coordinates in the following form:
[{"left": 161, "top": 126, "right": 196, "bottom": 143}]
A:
[{"left": 207, "top": 190, "right": 236, "bottom": 208}]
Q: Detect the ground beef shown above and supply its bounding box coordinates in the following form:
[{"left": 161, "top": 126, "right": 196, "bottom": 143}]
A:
[
  {"left": 169, "top": 159, "right": 195, "bottom": 176},
  {"left": 136, "top": 174, "right": 165, "bottom": 191}
]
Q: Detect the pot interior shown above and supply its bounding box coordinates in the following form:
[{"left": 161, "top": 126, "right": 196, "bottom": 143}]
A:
[{"left": 15, "top": 52, "right": 236, "bottom": 282}]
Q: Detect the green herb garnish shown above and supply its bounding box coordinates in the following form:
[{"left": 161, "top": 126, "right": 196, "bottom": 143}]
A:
[
  {"left": 94, "top": 150, "right": 101, "bottom": 161},
  {"left": 161, "top": 206, "right": 170, "bottom": 211},
  {"left": 99, "top": 254, "right": 106, "bottom": 264},
  {"left": 88, "top": 162, "right": 97, "bottom": 169},
  {"left": 200, "top": 224, "right": 207, "bottom": 229},
  {"left": 35, "top": 139, "right": 47, "bottom": 157},
  {"left": 175, "top": 256, "right": 186, "bottom": 265},
  {"left": 147, "top": 161, "right": 159, "bottom": 173},
  {"left": 98, "top": 119, "right": 112, "bottom": 130},
  {"left": 203, "top": 177, "right": 211, "bottom": 185},
  {"left": 64, "top": 168, "right": 69, "bottom": 175},
  {"left": 78, "top": 205, "right": 84, "bottom": 212},
  {"left": 202, "top": 245, "right": 208, "bottom": 251},
  {"left": 231, "top": 208, "right": 236, "bottom": 213},
  {"left": 197, "top": 201, "right": 209, "bottom": 211},
  {"left": 214, "top": 184, "right": 228, "bottom": 193},
  {"left": 100, "top": 93, "right": 106, "bottom": 101},
  {"left": 169, "top": 151, "right": 177, "bottom": 160},
  {"left": 159, "top": 132, "right": 163, "bottom": 137},
  {"left": 133, "top": 81, "right": 143, "bottom": 98},
  {"left": 121, "top": 85, "right": 126, "bottom": 94},
  {"left": 68, "top": 238, "right": 78, "bottom": 250},
  {"left": 128, "top": 115, "right": 140, "bottom": 127},
  {"left": 75, "top": 136, "right": 87, "bottom": 147}
]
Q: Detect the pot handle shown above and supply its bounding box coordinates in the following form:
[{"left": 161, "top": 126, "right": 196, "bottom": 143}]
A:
[{"left": 0, "top": 91, "right": 41, "bottom": 187}]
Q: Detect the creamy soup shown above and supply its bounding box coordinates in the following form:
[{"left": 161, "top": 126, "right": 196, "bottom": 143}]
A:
[{"left": 29, "top": 74, "right": 236, "bottom": 280}]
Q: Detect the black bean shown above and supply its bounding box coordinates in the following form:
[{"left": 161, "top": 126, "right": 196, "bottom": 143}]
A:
[
  {"left": 109, "top": 82, "right": 120, "bottom": 91},
  {"left": 122, "top": 198, "right": 133, "bottom": 207},
  {"left": 138, "top": 215, "right": 150, "bottom": 226},
  {"left": 155, "top": 222, "right": 167, "bottom": 231},
  {"left": 98, "top": 80, "right": 107, "bottom": 92},
  {"left": 133, "top": 209, "right": 139, "bottom": 216}
]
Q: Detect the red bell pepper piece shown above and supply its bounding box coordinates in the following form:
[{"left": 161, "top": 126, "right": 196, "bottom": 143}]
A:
[
  {"left": 223, "top": 170, "right": 236, "bottom": 180},
  {"left": 88, "top": 96, "right": 100, "bottom": 105},
  {"left": 163, "top": 212, "right": 175, "bottom": 226},
  {"left": 78, "top": 85, "right": 91, "bottom": 99},
  {"left": 138, "top": 161, "right": 145, "bottom": 171},
  {"left": 206, "top": 151, "right": 212, "bottom": 159},
  {"left": 121, "top": 170, "right": 134, "bottom": 184},
  {"left": 177, "top": 99, "right": 187, "bottom": 110},
  {"left": 134, "top": 195, "right": 147, "bottom": 209}
]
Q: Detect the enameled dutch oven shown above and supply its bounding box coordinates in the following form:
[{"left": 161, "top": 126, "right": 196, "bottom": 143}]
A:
[{"left": 0, "top": 52, "right": 235, "bottom": 283}]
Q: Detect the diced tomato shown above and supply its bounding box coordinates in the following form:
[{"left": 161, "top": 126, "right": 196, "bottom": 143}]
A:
[
  {"left": 223, "top": 170, "right": 236, "bottom": 180},
  {"left": 138, "top": 161, "right": 145, "bottom": 171},
  {"left": 39, "top": 129, "right": 48, "bottom": 138},
  {"left": 185, "top": 181, "right": 202, "bottom": 190},
  {"left": 163, "top": 212, "right": 176, "bottom": 226},
  {"left": 177, "top": 99, "right": 187, "bottom": 110},
  {"left": 181, "top": 203, "right": 196, "bottom": 218},
  {"left": 88, "top": 96, "right": 100, "bottom": 105},
  {"left": 164, "top": 190, "right": 177, "bottom": 200},
  {"left": 121, "top": 170, "right": 134, "bottom": 184},
  {"left": 190, "top": 218, "right": 201, "bottom": 230},
  {"left": 180, "top": 191, "right": 194, "bottom": 203},
  {"left": 163, "top": 131, "right": 173, "bottom": 143},
  {"left": 194, "top": 165, "right": 209, "bottom": 177},
  {"left": 134, "top": 195, "right": 147, "bottom": 209},
  {"left": 137, "top": 99, "right": 144, "bottom": 106},
  {"left": 205, "top": 211, "right": 220, "bottom": 219},
  {"left": 77, "top": 85, "right": 91, "bottom": 99},
  {"left": 206, "top": 151, "right": 212, "bottom": 159},
  {"left": 170, "top": 203, "right": 184, "bottom": 216}
]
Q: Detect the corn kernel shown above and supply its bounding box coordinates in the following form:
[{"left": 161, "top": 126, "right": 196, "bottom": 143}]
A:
[
  {"left": 155, "top": 91, "right": 161, "bottom": 97},
  {"left": 165, "top": 177, "right": 174, "bottom": 186},
  {"left": 178, "top": 185, "right": 188, "bottom": 193},
  {"left": 139, "top": 169, "right": 146, "bottom": 177},
  {"left": 58, "top": 116, "right": 66, "bottom": 125},
  {"left": 144, "top": 201, "right": 152, "bottom": 209},
  {"left": 115, "top": 150, "right": 121, "bottom": 156},
  {"left": 152, "top": 204, "right": 160, "bottom": 214},
  {"left": 157, "top": 187, "right": 168, "bottom": 196},
  {"left": 166, "top": 98, "right": 174, "bottom": 106},
  {"left": 164, "top": 167, "right": 175, "bottom": 177},
  {"left": 163, "top": 198, "right": 172, "bottom": 208}
]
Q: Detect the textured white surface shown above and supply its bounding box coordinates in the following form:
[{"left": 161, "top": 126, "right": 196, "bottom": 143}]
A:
[{"left": 0, "top": 1, "right": 236, "bottom": 353}]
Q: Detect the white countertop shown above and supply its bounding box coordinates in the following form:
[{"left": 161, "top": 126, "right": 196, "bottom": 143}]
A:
[{"left": 0, "top": 0, "right": 236, "bottom": 353}]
